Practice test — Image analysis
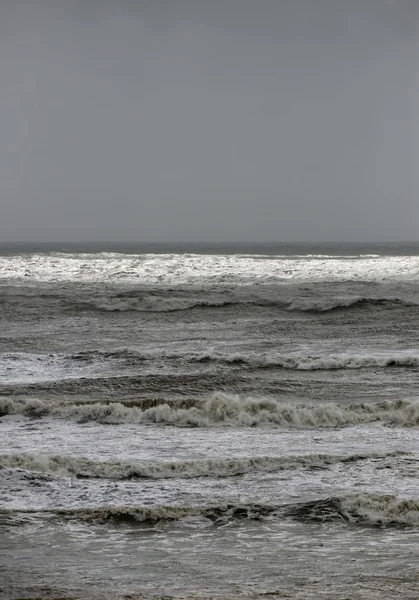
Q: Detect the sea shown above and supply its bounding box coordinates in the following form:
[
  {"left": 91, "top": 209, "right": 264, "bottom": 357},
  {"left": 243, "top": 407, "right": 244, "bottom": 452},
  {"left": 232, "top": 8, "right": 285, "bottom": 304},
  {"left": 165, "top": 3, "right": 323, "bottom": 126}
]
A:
[{"left": 1, "top": 242, "right": 419, "bottom": 600}]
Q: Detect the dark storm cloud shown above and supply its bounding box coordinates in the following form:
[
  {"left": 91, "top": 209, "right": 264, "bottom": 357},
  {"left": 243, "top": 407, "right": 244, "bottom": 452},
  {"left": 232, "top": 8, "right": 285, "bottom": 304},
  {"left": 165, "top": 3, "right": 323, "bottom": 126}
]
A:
[{"left": 0, "top": 1, "right": 417, "bottom": 242}]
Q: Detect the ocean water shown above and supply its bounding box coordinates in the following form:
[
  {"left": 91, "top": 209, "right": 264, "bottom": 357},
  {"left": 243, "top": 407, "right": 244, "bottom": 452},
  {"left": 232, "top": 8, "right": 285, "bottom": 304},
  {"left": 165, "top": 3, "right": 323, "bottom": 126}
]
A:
[{"left": 1, "top": 242, "right": 419, "bottom": 600}]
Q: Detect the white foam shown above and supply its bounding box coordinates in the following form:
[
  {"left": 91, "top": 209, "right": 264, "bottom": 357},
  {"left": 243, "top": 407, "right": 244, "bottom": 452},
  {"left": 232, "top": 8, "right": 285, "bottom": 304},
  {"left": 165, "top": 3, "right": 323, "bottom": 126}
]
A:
[
  {"left": 190, "top": 350, "right": 419, "bottom": 370},
  {"left": 286, "top": 296, "right": 417, "bottom": 312},
  {"left": 1, "top": 349, "right": 418, "bottom": 386},
  {"left": 2, "top": 252, "right": 419, "bottom": 285},
  {"left": 1, "top": 394, "right": 419, "bottom": 428},
  {"left": 340, "top": 493, "right": 419, "bottom": 527}
]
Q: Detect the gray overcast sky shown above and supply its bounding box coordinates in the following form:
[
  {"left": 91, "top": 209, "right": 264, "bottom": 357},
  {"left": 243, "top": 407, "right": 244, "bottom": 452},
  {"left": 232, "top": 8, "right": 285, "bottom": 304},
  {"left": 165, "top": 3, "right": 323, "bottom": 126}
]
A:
[{"left": 0, "top": 0, "right": 418, "bottom": 242}]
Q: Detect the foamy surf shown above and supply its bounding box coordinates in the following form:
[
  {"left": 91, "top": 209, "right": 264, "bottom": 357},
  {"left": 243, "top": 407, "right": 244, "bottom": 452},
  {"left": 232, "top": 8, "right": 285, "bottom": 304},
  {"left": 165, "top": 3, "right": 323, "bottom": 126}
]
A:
[
  {"left": 3, "top": 347, "right": 418, "bottom": 378},
  {"left": 190, "top": 350, "right": 419, "bottom": 370},
  {"left": 2, "top": 251, "right": 419, "bottom": 284},
  {"left": 3, "top": 493, "right": 419, "bottom": 528},
  {"left": 3, "top": 245, "right": 419, "bottom": 600},
  {"left": 0, "top": 451, "right": 405, "bottom": 480},
  {"left": 284, "top": 494, "right": 419, "bottom": 527},
  {"left": 1, "top": 394, "right": 419, "bottom": 427},
  {"left": 69, "top": 347, "right": 419, "bottom": 370}
]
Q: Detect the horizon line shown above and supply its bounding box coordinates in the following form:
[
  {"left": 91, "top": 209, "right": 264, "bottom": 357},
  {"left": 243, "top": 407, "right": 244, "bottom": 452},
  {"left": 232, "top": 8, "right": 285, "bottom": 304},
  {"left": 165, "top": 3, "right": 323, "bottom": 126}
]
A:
[{"left": 1, "top": 240, "right": 419, "bottom": 246}]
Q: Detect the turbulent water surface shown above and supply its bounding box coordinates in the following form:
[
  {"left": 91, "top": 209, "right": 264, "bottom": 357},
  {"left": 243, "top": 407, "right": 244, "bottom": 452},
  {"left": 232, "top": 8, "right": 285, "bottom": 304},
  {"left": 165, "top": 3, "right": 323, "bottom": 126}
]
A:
[{"left": 1, "top": 242, "right": 419, "bottom": 600}]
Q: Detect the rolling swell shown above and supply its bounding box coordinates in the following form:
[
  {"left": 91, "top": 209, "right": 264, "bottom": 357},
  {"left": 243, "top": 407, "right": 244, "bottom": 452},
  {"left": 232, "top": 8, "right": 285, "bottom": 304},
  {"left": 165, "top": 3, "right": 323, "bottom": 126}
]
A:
[
  {"left": 2, "top": 494, "right": 419, "bottom": 528},
  {"left": 189, "top": 351, "right": 419, "bottom": 370},
  {"left": 285, "top": 494, "right": 419, "bottom": 527},
  {"left": 0, "top": 372, "right": 241, "bottom": 399},
  {"left": 1, "top": 394, "right": 419, "bottom": 427},
  {"left": 287, "top": 296, "right": 417, "bottom": 312},
  {"left": 66, "top": 293, "right": 417, "bottom": 313},
  {"left": 0, "top": 451, "right": 404, "bottom": 480},
  {"left": 17, "top": 347, "right": 419, "bottom": 371}
]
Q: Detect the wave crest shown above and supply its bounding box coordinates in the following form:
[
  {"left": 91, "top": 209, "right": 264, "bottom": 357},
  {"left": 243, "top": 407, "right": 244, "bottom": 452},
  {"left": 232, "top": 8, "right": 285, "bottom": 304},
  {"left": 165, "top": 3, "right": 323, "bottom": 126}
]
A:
[
  {"left": 67, "top": 347, "right": 419, "bottom": 371},
  {"left": 1, "top": 394, "right": 419, "bottom": 428},
  {"left": 67, "top": 293, "right": 418, "bottom": 314},
  {"left": 191, "top": 351, "right": 419, "bottom": 370},
  {"left": 3, "top": 494, "right": 419, "bottom": 528},
  {"left": 0, "top": 451, "right": 404, "bottom": 480}
]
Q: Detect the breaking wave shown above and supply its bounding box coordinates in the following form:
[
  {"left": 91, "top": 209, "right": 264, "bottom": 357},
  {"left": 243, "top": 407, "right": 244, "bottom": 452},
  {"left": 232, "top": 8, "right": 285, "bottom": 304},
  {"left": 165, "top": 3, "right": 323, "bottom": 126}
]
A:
[
  {"left": 3, "top": 494, "right": 419, "bottom": 528},
  {"left": 286, "top": 296, "right": 417, "bottom": 312},
  {"left": 2, "top": 349, "right": 419, "bottom": 385},
  {"left": 287, "top": 494, "right": 419, "bottom": 528},
  {"left": 188, "top": 351, "right": 419, "bottom": 370},
  {"left": 66, "top": 347, "right": 419, "bottom": 371},
  {"left": 0, "top": 451, "right": 403, "bottom": 480},
  {"left": 1, "top": 394, "right": 419, "bottom": 428},
  {"left": 68, "top": 293, "right": 417, "bottom": 314},
  {"left": 76, "top": 296, "right": 236, "bottom": 313}
]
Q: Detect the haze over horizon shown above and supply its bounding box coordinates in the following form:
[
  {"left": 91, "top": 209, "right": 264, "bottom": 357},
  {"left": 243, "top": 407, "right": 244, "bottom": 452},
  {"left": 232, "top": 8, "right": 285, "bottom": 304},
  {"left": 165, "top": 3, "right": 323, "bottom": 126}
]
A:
[{"left": 0, "top": 0, "right": 418, "bottom": 243}]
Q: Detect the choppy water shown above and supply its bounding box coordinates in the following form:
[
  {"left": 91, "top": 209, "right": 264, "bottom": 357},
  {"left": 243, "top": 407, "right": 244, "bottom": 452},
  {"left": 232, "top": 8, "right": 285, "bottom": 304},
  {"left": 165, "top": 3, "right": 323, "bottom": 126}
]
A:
[{"left": 1, "top": 242, "right": 419, "bottom": 600}]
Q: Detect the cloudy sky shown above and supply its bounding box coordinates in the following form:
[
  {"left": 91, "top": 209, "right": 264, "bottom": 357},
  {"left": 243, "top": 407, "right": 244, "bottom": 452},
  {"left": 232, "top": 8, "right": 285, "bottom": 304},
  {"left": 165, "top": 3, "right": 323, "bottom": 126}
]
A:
[{"left": 0, "top": 0, "right": 417, "bottom": 242}]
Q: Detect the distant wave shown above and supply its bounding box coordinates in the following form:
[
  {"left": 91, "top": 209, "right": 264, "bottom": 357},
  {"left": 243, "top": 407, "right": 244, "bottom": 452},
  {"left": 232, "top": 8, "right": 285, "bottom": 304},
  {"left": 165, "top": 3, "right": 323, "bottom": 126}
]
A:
[
  {"left": 286, "top": 493, "right": 419, "bottom": 528},
  {"left": 0, "top": 451, "right": 403, "bottom": 480},
  {"left": 2, "top": 251, "right": 419, "bottom": 287},
  {"left": 73, "top": 296, "right": 238, "bottom": 313},
  {"left": 2, "top": 286, "right": 417, "bottom": 314},
  {"left": 3, "top": 494, "right": 419, "bottom": 528},
  {"left": 286, "top": 296, "right": 417, "bottom": 312},
  {"left": 3, "top": 347, "right": 417, "bottom": 377},
  {"left": 69, "top": 348, "right": 419, "bottom": 371},
  {"left": 189, "top": 351, "right": 419, "bottom": 370},
  {"left": 64, "top": 294, "right": 418, "bottom": 314},
  {"left": 1, "top": 394, "right": 418, "bottom": 428}
]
